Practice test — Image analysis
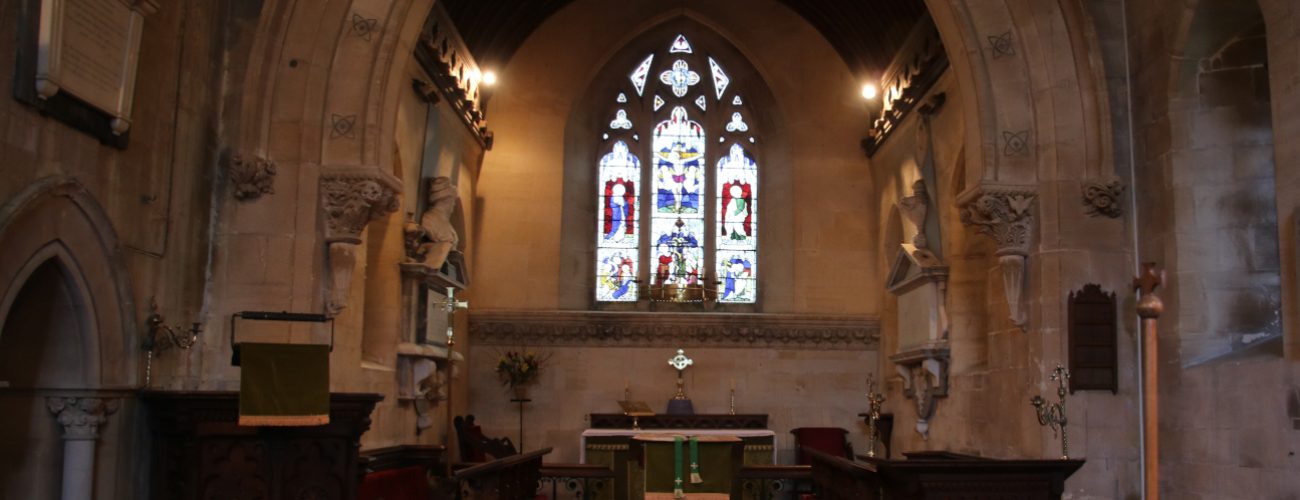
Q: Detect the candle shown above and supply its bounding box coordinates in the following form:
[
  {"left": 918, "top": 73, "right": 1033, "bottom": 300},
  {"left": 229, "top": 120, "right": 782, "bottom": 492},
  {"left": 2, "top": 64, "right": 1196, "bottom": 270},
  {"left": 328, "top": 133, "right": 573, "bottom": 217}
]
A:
[{"left": 730, "top": 378, "right": 735, "bottom": 390}]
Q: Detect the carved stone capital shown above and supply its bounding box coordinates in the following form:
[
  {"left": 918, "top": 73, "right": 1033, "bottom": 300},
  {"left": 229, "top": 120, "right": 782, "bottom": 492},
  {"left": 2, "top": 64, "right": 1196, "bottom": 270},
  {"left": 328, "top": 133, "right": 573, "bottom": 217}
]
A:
[
  {"left": 958, "top": 184, "right": 1036, "bottom": 256},
  {"left": 1082, "top": 177, "right": 1125, "bottom": 218},
  {"left": 320, "top": 168, "right": 402, "bottom": 244},
  {"left": 227, "top": 152, "right": 276, "bottom": 200},
  {"left": 959, "top": 184, "right": 1036, "bottom": 329},
  {"left": 470, "top": 310, "right": 880, "bottom": 350},
  {"left": 46, "top": 397, "right": 118, "bottom": 441},
  {"left": 320, "top": 167, "right": 401, "bottom": 313}
]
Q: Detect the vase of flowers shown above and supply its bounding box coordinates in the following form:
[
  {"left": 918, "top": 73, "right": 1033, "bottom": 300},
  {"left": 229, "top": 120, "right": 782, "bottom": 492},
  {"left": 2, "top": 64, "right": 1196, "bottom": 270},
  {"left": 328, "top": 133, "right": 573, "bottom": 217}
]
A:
[{"left": 495, "top": 350, "right": 546, "bottom": 399}]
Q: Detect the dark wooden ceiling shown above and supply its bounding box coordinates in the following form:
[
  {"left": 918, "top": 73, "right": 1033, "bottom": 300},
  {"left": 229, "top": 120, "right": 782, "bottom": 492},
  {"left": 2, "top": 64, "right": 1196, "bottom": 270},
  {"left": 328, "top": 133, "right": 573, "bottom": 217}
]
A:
[{"left": 440, "top": 0, "right": 928, "bottom": 78}]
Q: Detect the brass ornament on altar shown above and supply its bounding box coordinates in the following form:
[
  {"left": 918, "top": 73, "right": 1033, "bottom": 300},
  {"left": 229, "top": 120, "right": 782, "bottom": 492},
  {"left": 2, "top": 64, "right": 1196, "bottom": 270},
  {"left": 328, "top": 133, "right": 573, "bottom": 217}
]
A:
[
  {"left": 865, "top": 375, "right": 886, "bottom": 458},
  {"left": 668, "top": 349, "right": 694, "bottom": 400}
]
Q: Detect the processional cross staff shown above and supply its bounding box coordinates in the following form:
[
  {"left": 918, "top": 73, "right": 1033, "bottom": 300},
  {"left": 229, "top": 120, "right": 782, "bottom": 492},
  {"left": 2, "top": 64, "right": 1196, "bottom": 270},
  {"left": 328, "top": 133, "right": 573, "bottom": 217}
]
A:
[
  {"left": 1134, "top": 263, "right": 1164, "bottom": 500},
  {"left": 435, "top": 286, "right": 468, "bottom": 476}
]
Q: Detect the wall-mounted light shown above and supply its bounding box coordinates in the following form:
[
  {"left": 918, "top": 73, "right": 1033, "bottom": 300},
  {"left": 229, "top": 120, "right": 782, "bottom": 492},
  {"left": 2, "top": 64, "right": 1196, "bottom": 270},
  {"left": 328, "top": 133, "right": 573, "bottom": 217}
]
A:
[
  {"left": 482, "top": 70, "right": 498, "bottom": 87},
  {"left": 142, "top": 300, "right": 201, "bottom": 386},
  {"left": 861, "top": 82, "right": 879, "bottom": 100}
]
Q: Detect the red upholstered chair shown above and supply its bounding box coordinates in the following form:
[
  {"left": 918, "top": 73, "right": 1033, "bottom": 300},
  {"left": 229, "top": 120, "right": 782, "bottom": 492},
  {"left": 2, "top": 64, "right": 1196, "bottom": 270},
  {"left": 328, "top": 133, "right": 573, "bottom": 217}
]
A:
[
  {"left": 357, "top": 465, "right": 430, "bottom": 500},
  {"left": 790, "top": 427, "right": 853, "bottom": 465}
]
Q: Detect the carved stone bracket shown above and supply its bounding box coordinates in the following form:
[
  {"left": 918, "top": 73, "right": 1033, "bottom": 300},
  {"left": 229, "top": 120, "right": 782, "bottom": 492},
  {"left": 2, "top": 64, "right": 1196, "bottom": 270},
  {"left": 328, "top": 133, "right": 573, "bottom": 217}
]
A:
[
  {"left": 321, "top": 168, "right": 401, "bottom": 314},
  {"left": 889, "top": 344, "right": 948, "bottom": 440},
  {"left": 47, "top": 397, "right": 118, "bottom": 440},
  {"left": 470, "top": 310, "right": 880, "bottom": 350},
  {"left": 227, "top": 152, "right": 276, "bottom": 200},
  {"left": 958, "top": 184, "right": 1037, "bottom": 329},
  {"left": 1082, "top": 177, "right": 1125, "bottom": 218}
]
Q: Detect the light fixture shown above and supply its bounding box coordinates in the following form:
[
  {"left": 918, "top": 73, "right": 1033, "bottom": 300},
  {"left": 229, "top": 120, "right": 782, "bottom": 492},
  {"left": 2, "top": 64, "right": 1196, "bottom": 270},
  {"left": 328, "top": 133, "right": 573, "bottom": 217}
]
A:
[
  {"left": 482, "top": 70, "right": 498, "bottom": 86},
  {"left": 861, "top": 82, "right": 878, "bottom": 100}
]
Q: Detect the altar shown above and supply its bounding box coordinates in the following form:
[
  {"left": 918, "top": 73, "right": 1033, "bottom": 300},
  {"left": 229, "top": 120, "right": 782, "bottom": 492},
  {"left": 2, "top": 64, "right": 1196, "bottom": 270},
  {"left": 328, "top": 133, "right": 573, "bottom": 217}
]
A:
[{"left": 580, "top": 413, "right": 775, "bottom": 500}]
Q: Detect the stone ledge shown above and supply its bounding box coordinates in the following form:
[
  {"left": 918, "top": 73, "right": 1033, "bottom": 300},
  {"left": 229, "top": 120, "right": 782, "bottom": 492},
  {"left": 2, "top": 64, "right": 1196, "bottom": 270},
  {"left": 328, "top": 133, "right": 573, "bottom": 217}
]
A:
[{"left": 469, "top": 310, "right": 880, "bottom": 350}]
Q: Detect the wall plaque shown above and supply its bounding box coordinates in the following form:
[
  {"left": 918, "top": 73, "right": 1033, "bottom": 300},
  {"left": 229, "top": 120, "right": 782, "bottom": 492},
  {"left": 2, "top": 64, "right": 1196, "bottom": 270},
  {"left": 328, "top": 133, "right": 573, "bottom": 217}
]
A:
[
  {"left": 1068, "top": 284, "right": 1118, "bottom": 393},
  {"left": 35, "top": 0, "right": 156, "bottom": 135}
]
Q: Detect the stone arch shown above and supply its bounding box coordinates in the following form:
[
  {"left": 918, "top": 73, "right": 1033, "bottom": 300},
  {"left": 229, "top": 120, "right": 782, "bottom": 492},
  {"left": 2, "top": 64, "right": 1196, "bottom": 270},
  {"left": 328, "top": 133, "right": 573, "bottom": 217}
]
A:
[{"left": 0, "top": 177, "right": 137, "bottom": 389}]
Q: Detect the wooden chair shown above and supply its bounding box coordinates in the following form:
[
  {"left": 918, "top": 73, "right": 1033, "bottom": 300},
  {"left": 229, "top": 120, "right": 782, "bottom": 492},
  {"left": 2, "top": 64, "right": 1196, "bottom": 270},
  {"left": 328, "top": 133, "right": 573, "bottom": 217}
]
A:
[{"left": 789, "top": 427, "right": 852, "bottom": 465}]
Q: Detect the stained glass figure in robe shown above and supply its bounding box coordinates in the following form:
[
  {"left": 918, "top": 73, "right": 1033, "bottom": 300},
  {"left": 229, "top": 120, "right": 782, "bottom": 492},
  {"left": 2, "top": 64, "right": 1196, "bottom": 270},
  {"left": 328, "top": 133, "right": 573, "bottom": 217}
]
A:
[
  {"left": 653, "top": 107, "right": 705, "bottom": 214},
  {"left": 597, "top": 249, "right": 638, "bottom": 301},
  {"left": 717, "top": 144, "right": 758, "bottom": 248},
  {"left": 653, "top": 218, "right": 704, "bottom": 286},
  {"left": 598, "top": 141, "right": 640, "bottom": 246},
  {"left": 717, "top": 250, "right": 756, "bottom": 302}
]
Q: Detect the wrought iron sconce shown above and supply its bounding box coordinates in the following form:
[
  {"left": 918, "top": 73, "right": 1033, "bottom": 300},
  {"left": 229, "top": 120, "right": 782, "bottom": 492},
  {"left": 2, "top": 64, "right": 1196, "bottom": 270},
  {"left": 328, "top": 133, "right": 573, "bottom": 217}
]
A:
[
  {"left": 142, "top": 300, "right": 202, "bottom": 386},
  {"left": 1030, "top": 364, "right": 1071, "bottom": 459}
]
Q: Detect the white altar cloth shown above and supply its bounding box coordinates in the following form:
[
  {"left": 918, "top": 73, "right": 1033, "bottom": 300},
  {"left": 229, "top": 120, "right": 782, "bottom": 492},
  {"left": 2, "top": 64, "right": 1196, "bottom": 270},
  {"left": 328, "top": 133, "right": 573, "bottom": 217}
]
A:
[{"left": 579, "top": 428, "right": 778, "bottom": 463}]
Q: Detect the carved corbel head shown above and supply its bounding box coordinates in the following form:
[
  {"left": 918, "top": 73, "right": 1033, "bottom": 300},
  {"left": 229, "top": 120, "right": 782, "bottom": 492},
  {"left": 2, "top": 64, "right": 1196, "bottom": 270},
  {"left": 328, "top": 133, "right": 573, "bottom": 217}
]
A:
[
  {"left": 320, "top": 170, "right": 402, "bottom": 313},
  {"left": 958, "top": 184, "right": 1037, "bottom": 329}
]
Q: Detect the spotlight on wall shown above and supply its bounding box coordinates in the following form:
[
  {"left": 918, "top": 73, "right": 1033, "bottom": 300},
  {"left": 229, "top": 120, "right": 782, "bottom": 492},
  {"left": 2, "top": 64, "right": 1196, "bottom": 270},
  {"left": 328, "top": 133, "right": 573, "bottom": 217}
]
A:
[
  {"left": 482, "top": 70, "right": 498, "bottom": 87},
  {"left": 861, "top": 83, "right": 878, "bottom": 100}
]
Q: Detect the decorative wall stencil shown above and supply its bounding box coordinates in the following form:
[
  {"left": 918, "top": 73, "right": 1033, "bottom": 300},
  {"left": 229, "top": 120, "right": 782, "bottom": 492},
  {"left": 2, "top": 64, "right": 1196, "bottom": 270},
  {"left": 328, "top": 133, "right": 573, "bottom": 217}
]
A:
[
  {"left": 330, "top": 114, "right": 357, "bottom": 139},
  {"left": 864, "top": 16, "right": 948, "bottom": 156},
  {"left": 350, "top": 13, "right": 379, "bottom": 41},
  {"left": 1082, "top": 178, "right": 1125, "bottom": 218},
  {"left": 1068, "top": 284, "right": 1118, "bottom": 393},
  {"left": 958, "top": 184, "right": 1037, "bottom": 329},
  {"left": 414, "top": 4, "right": 493, "bottom": 149},
  {"left": 1002, "top": 130, "right": 1029, "bottom": 156},
  {"left": 320, "top": 170, "right": 401, "bottom": 313},
  {"left": 988, "top": 31, "right": 1015, "bottom": 58},
  {"left": 469, "top": 311, "right": 879, "bottom": 350},
  {"left": 226, "top": 152, "right": 276, "bottom": 200}
]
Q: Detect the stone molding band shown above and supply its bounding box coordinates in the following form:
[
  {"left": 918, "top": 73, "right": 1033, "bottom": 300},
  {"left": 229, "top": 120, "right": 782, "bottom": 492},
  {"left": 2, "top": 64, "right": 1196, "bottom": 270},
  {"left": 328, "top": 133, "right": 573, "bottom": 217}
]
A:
[{"left": 469, "top": 310, "right": 880, "bottom": 350}]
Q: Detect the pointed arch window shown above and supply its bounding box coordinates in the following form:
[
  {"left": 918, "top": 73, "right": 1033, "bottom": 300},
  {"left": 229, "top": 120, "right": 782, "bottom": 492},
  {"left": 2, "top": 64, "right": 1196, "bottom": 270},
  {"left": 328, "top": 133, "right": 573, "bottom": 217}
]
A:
[{"left": 595, "top": 34, "right": 760, "bottom": 304}]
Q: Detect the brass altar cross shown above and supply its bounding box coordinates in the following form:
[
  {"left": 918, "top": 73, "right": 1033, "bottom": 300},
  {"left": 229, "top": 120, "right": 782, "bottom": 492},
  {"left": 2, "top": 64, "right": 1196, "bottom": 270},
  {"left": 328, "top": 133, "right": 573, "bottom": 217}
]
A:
[
  {"left": 435, "top": 286, "right": 468, "bottom": 348},
  {"left": 668, "top": 349, "right": 693, "bottom": 400}
]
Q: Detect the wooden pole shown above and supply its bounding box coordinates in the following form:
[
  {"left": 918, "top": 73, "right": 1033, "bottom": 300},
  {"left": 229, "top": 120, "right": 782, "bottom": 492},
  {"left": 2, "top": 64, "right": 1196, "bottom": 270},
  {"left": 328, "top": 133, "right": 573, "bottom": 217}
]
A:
[{"left": 1133, "top": 263, "right": 1163, "bottom": 500}]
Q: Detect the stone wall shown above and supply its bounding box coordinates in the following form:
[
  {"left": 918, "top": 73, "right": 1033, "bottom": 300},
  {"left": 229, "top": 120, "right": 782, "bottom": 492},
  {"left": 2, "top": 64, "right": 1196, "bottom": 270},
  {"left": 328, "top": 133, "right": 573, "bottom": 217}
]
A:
[{"left": 1126, "top": 0, "right": 1300, "bottom": 496}]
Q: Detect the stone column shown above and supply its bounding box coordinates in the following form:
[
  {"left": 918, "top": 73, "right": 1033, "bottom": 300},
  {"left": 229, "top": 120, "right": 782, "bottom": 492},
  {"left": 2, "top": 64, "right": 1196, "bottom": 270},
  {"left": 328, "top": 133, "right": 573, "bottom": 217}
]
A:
[{"left": 46, "top": 397, "right": 118, "bottom": 500}]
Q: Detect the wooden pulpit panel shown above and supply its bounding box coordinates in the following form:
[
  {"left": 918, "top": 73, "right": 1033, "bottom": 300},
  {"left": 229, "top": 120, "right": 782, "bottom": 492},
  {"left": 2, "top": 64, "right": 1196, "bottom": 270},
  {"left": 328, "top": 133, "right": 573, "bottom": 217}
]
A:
[{"left": 1068, "top": 284, "right": 1118, "bottom": 393}]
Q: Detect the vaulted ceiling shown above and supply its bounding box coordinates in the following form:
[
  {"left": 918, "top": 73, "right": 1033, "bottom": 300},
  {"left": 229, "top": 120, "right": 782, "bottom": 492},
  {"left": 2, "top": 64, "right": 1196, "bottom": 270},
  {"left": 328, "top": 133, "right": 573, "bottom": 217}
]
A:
[{"left": 439, "top": 0, "right": 928, "bottom": 79}]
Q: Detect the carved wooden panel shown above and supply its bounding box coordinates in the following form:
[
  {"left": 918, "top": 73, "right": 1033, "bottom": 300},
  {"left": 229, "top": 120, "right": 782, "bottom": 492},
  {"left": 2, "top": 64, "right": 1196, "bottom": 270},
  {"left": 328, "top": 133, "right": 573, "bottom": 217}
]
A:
[
  {"left": 143, "top": 391, "right": 381, "bottom": 500},
  {"left": 1068, "top": 284, "right": 1118, "bottom": 393}
]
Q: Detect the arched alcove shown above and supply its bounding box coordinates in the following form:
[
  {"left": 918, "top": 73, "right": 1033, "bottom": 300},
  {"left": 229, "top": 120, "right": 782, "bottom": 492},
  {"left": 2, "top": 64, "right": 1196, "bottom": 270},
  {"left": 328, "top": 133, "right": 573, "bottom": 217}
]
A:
[
  {"left": 0, "top": 256, "right": 92, "bottom": 388},
  {"left": 1167, "top": 0, "right": 1280, "bottom": 364}
]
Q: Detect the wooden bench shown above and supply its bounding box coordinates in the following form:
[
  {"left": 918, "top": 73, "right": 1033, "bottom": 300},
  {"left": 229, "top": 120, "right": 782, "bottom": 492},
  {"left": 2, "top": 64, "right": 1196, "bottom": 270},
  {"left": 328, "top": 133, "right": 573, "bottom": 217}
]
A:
[{"left": 453, "top": 447, "right": 552, "bottom": 500}]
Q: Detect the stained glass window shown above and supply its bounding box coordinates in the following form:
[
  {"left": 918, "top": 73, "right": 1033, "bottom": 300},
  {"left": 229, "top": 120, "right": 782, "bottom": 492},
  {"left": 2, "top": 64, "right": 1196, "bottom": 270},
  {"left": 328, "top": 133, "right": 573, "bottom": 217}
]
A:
[
  {"left": 596, "top": 141, "right": 641, "bottom": 302},
  {"left": 716, "top": 144, "right": 757, "bottom": 302},
  {"left": 595, "top": 35, "right": 760, "bottom": 304},
  {"left": 708, "top": 57, "right": 729, "bottom": 101},
  {"left": 670, "top": 34, "right": 692, "bottom": 53},
  {"left": 630, "top": 54, "right": 654, "bottom": 96}
]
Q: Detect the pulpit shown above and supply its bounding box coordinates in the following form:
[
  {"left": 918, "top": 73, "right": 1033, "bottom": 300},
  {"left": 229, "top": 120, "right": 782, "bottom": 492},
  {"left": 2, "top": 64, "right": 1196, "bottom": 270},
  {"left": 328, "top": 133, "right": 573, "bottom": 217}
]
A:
[{"left": 141, "top": 391, "right": 381, "bottom": 500}]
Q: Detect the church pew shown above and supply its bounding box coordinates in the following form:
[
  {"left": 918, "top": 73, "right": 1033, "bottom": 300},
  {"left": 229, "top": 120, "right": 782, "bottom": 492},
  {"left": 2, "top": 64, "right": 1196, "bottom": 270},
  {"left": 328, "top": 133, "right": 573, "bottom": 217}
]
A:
[
  {"left": 537, "top": 463, "right": 615, "bottom": 500},
  {"left": 806, "top": 447, "right": 1085, "bottom": 499},
  {"left": 453, "top": 447, "right": 552, "bottom": 500},
  {"left": 357, "top": 444, "right": 446, "bottom": 500}
]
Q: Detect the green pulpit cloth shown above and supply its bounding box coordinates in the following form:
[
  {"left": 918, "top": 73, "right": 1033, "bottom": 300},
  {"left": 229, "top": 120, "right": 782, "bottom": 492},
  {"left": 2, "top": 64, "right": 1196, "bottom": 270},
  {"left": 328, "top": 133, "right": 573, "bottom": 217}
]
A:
[
  {"left": 237, "top": 343, "right": 330, "bottom": 426},
  {"left": 637, "top": 435, "right": 739, "bottom": 500}
]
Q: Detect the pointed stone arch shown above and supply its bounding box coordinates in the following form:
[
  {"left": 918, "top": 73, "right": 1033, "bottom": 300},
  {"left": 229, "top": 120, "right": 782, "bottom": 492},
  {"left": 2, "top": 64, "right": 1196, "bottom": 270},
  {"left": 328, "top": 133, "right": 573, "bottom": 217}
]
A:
[{"left": 0, "top": 177, "right": 137, "bottom": 389}]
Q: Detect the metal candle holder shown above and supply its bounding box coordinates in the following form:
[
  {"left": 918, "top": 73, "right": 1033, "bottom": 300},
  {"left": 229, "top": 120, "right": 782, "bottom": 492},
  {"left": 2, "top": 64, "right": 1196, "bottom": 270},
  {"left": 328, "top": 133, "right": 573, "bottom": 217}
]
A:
[
  {"left": 865, "top": 375, "right": 886, "bottom": 458},
  {"left": 1030, "top": 364, "right": 1071, "bottom": 459}
]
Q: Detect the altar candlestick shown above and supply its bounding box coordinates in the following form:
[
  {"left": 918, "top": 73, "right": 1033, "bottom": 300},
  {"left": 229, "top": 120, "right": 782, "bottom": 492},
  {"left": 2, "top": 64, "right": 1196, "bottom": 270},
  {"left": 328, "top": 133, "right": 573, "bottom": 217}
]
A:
[{"left": 729, "top": 378, "right": 735, "bottom": 390}]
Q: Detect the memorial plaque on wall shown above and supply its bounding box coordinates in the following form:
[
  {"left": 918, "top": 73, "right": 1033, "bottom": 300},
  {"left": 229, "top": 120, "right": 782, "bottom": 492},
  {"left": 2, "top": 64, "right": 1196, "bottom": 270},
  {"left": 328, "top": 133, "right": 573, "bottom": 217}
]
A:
[
  {"left": 1068, "top": 284, "right": 1118, "bottom": 393},
  {"left": 34, "top": 0, "right": 156, "bottom": 135}
]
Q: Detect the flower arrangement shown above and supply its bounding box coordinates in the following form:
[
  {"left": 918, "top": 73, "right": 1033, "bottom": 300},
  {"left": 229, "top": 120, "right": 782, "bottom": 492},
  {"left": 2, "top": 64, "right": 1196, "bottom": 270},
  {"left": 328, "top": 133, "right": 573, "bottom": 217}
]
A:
[{"left": 495, "top": 350, "right": 547, "bottom": 388}]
